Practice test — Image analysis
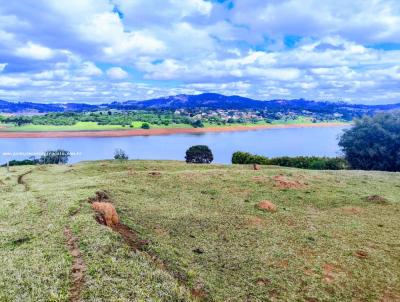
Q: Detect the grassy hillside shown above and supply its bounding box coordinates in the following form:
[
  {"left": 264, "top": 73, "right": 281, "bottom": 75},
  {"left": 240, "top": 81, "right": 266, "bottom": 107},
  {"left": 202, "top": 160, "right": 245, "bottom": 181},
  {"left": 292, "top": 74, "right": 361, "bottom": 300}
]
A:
[{"left": 0, "top": 161, "right": 399, "bottom": 301}]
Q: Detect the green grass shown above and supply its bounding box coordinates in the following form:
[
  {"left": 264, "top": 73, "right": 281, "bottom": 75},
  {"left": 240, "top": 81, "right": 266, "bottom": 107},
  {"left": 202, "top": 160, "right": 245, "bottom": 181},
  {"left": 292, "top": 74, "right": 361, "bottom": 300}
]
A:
[
  {"left": 1, "top": 161, "right": 399, "bottom": 301},
  {"left": 0, "top": 121, "right": 192, "bottom": 132}
]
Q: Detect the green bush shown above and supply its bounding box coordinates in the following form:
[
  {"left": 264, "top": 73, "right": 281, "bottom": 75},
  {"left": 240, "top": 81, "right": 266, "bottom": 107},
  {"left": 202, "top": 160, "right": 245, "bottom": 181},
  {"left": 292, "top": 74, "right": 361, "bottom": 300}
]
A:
[
  {"left": 191, "top": 120, "right": 204, "bottom": 128},
  {"left": 141, "top": 122, "right": 150, "bottom": 129},
  {"left": 185, "top": 145, "right": 213, "bottom": 164},
  {"left": 232, "top": 151, "right": 348, "bottom": 170},
  {"left": 1, "top": 159, "right": 39, "bottom": 167}
]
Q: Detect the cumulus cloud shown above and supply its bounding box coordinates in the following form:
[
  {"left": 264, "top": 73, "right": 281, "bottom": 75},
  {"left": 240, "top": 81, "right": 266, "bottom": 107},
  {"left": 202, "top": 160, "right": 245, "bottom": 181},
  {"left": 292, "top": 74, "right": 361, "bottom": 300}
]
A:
[
  {"left": 106, "top": 67, "right": 128, "bottom": 80},
  {"left": 0, "top": 0, "right": 399, "bottom": 103},
  {"left": 15, "top": 42, "right": 55, "bottom": 60}
]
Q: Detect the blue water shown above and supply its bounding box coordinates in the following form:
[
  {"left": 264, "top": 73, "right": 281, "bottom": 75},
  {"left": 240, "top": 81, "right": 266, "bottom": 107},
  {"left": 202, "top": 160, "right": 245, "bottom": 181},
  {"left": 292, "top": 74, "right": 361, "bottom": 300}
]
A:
[{"left": 0, "top": 127, "right": 348, "bottom": 164}]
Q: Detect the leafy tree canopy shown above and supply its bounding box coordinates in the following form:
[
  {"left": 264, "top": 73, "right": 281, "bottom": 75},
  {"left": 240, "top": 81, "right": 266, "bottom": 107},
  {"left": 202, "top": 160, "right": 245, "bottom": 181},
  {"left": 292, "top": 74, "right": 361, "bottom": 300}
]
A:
[
  {"left": 114, "top": 148, "right": 129, "bottom": 160},
  {"left": 339, "top": 111, "right": 400, "bottom": 171},
  {"left": 185, "top": 145, "right": 213, "bottom": 164}
]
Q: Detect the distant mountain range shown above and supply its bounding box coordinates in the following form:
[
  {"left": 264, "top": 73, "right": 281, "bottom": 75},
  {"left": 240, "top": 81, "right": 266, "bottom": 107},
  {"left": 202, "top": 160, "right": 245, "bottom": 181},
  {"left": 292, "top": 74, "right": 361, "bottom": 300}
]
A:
[{"left": 1, "top": 93, "right": 400, "bottom": 114}]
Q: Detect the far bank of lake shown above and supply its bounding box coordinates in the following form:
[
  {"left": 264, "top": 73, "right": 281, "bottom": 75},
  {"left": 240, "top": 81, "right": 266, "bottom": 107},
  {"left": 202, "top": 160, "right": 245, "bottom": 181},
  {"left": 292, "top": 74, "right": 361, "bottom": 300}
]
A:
[
  {"left": 0, "top": 126, "right": 349, "bottom": 164},
  {"left": 0, "top": 122, "right": 348, "bottom": 138}
]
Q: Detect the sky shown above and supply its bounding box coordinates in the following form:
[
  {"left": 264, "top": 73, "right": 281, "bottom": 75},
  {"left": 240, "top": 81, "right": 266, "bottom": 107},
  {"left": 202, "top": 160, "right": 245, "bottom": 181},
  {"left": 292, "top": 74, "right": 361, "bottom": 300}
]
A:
[{"left": 0, "top": 0, "right": 400, "bottom": 104}]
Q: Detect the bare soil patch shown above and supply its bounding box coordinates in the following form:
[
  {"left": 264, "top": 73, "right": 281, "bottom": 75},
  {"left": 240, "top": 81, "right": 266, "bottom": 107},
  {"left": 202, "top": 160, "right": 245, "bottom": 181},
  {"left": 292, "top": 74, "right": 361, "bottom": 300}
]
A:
[
  {"left": 273, "top": 175, "right": 305, "bottom": 189},
  {"left": 64, "top": 226, "right": 86, "bottom": 302},
  {"left": 91, "top": 202, "right": 120, "bottom": 226},
  {"left": 322, "top": 263, "right": 346, "bottom": 283},
  {"left": 355, "top": 250, "right": 369, "bottom": 259},
  {"left": 256, "top": 201, "right": 277, "bottom": 213}
]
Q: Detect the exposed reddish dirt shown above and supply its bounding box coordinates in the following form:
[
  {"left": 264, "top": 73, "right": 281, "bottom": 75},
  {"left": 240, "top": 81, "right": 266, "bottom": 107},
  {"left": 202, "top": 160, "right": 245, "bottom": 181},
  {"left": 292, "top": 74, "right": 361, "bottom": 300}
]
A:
[
  {"left": 64, "top": 226, "right": 86, "bottom": 302},
  {"left": 322, "top": 263, "right": 337, "bottom": 283},
  {"left": 0, "top": 123, "right": 347, "bottom": 138},
  {"left": 256, "top": 201, "right": 277, "bottom": 213},
  {"left": 355, "top": 250, "right": 369, "bottom": 259},
  {"left": 322, "top": 263, "right": 346, "bottom": 283},
  {"left": 273, "top": 175, "right": 305, "bottom": 189},
  {"left": 91, "top": 202, "right": 120, "bottom": 226},
  {"left": 191, "top": 283, "right": 207, "bottom": 299},
  {"left": 111, "top": 223, "right": 149, "bottom": 251}
]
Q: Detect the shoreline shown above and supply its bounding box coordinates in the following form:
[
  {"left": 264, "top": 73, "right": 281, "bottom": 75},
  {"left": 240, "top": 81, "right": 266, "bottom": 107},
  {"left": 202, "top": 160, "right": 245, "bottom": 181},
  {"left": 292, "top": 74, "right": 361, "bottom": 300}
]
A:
[{"left": 0, "top": 122, "right": 349, "bottom": 138}]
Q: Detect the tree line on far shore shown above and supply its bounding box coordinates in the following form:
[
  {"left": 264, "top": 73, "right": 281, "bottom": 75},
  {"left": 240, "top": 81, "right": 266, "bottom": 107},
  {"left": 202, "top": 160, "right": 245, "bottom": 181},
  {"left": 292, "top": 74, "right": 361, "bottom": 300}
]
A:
[{"left": 3, "top": 111, "right": 400, "bottom": 172}]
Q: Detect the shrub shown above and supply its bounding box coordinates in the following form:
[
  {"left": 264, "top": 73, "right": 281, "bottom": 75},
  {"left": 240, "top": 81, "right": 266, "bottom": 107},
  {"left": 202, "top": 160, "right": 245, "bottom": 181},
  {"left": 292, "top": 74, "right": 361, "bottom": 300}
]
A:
[
  {"left": 191, "top": 120, "right": 204, "bottom": 128},
  {"left": 185, "top": 145, "right": 213, "bottom": 164},
  {"left": 40, "top": 150, "right": 70, "bottom": 164},
  {"left": 141, "top": 122, "right": 150, "bottom": 129},
  {"left": 114, "top": 149, "right": 129, "bottom": 160},
  {"left": 1, "top": 158, "right": 39, "bottom": 167},
  {"left": 232, "top": 151, "right": 348, "bottom": 170},
  {"left": 339, "top": 112, "right": 400, "bottom": 171}
]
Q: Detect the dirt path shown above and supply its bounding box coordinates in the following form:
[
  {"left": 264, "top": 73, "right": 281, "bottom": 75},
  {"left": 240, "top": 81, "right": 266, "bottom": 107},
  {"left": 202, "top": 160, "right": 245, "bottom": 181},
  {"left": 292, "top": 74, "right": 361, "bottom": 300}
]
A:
[
  {"left": 0, "top": 122, "right": 348, "bottom": 138},
  {"left": 17, "top": 170, "right": 32, "bottom": 191},
  {"left": 64, "top": 226, "right": 86, "bottom": 302}
]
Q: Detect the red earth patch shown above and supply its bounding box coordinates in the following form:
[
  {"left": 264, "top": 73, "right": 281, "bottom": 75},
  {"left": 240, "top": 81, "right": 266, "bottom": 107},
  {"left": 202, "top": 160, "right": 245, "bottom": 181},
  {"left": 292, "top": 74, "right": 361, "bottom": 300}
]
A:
[{"left": 256, "top": 201, "right": 277, "bottom": 213}]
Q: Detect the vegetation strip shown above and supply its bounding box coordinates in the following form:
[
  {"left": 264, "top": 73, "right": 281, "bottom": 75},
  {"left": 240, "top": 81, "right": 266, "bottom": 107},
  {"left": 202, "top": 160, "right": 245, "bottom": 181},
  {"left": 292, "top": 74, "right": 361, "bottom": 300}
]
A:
[
  {"left": 64, "top": 226, "right": 86, "bottom": 302},
  {"left": 0, "top": 122, "right": 347, "bottom": 138},
  {"left": 88, "top": 191, "right": 208, "bottom": 300}
]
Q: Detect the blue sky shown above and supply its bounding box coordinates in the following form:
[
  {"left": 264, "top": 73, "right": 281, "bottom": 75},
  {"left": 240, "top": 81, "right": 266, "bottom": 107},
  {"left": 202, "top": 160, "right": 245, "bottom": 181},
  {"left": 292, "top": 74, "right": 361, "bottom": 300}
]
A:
[{"left": 0, "top": 0, "right": 399, "bottom": 104}]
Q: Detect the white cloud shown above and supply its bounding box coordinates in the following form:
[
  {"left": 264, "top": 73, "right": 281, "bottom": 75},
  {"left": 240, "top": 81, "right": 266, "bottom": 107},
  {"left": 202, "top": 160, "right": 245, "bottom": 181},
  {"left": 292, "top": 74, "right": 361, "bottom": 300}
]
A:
[
  {"left": 0, "top": 75, "right": 30, "bottom": 87},
  {"left": 0, "top": 0, "right": 400, "bottom": 103},
  {"left": 0, "top": 63, "right": 7, "bottom": 72},
  {"left": 79, "top": 62, "right": 102, "bottom": 77},
  {"left": 77, "top": 12, "right": 165, "bottom": 60},
  {"left": 15, "top": 42, "right": 55, "bottom": 60},
  {"left": 106, "top": 67, "right": 128, "bottom": 80},
  {"left": 230, "top": 0, "right": 400, "bottom": 43}
]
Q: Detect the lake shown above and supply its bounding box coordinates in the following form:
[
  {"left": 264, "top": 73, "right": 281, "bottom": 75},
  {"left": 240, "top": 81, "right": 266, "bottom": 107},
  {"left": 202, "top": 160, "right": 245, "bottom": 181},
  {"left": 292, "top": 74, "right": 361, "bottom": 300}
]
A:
[{"left": 0, "top": 126, "right": 348, "bottom": 165}]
